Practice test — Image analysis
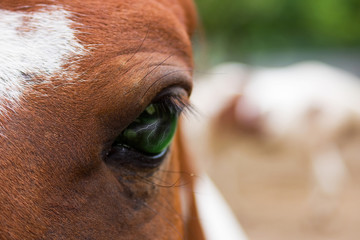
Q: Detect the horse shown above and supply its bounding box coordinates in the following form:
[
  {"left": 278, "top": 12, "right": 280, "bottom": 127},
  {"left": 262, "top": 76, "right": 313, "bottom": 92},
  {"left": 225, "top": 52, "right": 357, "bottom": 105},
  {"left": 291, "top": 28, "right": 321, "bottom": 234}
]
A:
[{"left": 0, "top": 0, "right": 207, "bottom": 239}]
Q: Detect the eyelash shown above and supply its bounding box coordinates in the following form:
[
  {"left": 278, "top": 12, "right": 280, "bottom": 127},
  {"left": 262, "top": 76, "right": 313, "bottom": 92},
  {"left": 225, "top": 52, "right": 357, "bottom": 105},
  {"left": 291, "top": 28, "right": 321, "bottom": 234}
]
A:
[{"left": 156, "top": 94, "right": 192, "bottom": 117}]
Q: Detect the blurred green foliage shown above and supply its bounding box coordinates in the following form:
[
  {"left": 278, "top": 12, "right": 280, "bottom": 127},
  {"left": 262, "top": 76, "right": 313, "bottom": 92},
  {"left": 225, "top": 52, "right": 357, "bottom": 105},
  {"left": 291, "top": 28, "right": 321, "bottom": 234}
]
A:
[{"left": 195, "top": 0, "right": 360, "bottom": 64}]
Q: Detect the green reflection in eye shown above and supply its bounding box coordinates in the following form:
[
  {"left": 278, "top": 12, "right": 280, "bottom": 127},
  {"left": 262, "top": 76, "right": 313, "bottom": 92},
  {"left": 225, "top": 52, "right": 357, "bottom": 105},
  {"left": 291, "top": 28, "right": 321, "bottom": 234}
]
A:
[{"left": 114, "top": 101, "right": 179, "bottom": 155}]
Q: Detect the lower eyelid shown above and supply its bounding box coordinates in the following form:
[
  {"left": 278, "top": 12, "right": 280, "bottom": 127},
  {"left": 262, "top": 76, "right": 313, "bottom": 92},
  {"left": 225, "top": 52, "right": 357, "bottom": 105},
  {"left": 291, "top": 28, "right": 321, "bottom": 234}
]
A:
[{"left": 105, "top": 145, "right": 169, "bottom": 169}]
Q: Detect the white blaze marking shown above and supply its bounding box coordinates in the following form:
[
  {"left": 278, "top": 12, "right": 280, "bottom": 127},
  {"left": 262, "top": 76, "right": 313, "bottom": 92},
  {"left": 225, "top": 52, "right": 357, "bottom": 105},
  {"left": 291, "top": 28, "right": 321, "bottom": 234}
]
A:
[{"left": 0, "top": 5, "right": 85, "bottom": 118}]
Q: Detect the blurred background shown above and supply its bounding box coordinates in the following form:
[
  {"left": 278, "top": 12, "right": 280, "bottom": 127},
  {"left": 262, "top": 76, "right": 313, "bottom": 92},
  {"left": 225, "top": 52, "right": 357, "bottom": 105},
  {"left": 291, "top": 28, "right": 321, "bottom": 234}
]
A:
[
  {"left": 194, "top": 0, "right": 360, "bottom": 75},
  {"left": 184, "top": 1, "right": 360, "bottom": 240}
]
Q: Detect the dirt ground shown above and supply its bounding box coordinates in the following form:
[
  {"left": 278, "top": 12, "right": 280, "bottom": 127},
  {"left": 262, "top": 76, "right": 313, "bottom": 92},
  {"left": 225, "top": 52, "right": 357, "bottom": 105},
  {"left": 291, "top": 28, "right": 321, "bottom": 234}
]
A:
[{"left": 183, "top": 119, "right": 360, "bottom": 240}]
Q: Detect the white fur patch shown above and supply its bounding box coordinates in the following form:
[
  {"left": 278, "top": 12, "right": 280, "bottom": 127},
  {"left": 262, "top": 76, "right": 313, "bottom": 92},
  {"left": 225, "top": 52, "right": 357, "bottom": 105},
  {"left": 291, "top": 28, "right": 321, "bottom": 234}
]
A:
[{"left": 0, "top": 5, "right": 85, "bottom": 118}]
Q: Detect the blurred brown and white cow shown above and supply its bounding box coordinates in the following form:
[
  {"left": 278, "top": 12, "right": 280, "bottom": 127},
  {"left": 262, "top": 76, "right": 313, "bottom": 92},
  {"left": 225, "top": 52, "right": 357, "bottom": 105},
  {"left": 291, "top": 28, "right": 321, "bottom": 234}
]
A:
[{"left": 184, "top": 61, "right": 360, "bottom": 239}]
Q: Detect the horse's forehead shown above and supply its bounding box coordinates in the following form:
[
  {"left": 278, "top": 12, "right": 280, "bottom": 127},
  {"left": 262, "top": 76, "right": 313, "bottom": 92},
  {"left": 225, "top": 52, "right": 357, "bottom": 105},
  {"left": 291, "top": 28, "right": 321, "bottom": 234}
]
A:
[
  {"left": 0, "top": 1, "right": 193, "bottom": 92},
  {"left": 0, "top": 5, "right": 84, "bottom": 114},
  {"left": 0, "top": 1, "right": 194, "bottom": 122}
]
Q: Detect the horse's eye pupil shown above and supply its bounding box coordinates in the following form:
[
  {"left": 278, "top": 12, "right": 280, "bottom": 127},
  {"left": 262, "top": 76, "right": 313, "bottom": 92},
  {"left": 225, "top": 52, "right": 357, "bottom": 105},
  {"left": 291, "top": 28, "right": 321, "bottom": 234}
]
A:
[{"left": 113, "top": 102, "right": 178, "bottom": 155}]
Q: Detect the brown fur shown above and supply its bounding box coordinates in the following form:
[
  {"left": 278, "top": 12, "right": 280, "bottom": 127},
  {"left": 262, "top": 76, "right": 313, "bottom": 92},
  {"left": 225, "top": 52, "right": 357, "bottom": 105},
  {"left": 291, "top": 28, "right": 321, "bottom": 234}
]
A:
[{"left": 0, "top": 1, "right": 204, "bottom": 239}]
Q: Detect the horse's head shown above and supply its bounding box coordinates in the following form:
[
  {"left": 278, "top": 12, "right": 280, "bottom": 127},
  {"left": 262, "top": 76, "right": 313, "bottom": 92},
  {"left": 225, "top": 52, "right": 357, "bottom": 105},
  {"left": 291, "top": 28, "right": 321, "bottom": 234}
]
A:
[{"left": 0, "top": 0, "right": 203, "bottom": 239}]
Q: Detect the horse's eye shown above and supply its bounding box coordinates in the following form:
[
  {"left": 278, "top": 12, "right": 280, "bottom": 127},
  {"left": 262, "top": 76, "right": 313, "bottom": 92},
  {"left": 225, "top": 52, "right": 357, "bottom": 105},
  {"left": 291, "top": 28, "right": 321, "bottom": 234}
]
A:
[
  {"left": 114, "top": 101, "right": 178, "bottom": 155},
  {"left": 106, "top": 94, "right": 187, "bottom": 168}
]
